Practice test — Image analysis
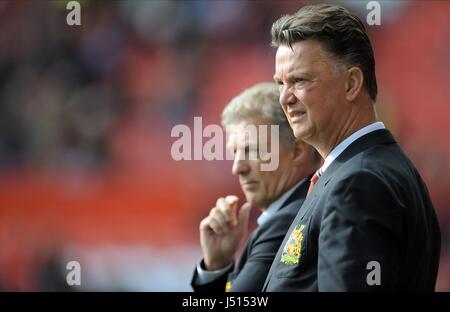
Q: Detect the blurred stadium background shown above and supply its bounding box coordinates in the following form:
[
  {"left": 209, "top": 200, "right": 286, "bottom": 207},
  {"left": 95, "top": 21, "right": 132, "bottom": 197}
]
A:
[{"left": 0, "top": 0, "right": 449, "bottom": 291}]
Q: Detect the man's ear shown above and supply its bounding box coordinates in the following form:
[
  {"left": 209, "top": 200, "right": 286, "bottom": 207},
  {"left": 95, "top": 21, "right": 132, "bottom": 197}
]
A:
[{"left": 345, "top": 66, "right": 364, "bottom": 102}]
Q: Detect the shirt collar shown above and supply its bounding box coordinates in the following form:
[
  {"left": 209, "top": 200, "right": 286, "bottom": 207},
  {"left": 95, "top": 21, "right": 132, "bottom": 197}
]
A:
[
  {"left": 257, "top": 178, "right": 307, "bottom": 226},
  {"left": 318, "top": 121, "right": 385, "bottom": 176}
]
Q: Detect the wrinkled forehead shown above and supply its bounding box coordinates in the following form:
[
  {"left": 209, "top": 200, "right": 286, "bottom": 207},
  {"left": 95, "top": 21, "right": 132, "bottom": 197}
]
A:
[
  {"left": 225, "top": 121, "right": 269, "bottom": 149},
  {"left": 274, "top": 41, "right": 333, "bottom": 76}
]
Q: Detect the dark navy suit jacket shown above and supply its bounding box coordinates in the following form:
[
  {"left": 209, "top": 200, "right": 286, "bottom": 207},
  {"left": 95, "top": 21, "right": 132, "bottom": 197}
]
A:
[{"left": 263, "top": 129, "right": 441, "bottom": 291}]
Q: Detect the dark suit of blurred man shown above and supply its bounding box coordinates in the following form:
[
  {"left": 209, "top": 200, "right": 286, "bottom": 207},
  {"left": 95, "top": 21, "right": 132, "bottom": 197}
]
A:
[{"left": 191, "top": 83, "right": 320, "bottom": 292}]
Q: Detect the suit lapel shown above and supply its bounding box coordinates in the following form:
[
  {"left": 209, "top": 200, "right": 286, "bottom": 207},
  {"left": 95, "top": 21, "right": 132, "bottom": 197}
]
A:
[
  {"left": 292, "top": 129, "right": 396, "bottom": 221},
  {"left": 263, "top": 129, "right": 396, "bottom": 291},
  {"left": 261, "top": 180, "right": 310, "bottom": 290},
  {"left": 236, "top": 179, "right": 309, "bottom": 272}
]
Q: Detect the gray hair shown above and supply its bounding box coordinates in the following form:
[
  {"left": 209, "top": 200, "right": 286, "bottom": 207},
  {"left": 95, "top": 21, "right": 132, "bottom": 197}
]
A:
[
  {"left": 221, "top": 82, "right": 295, "bottom": 145},
  {"left": 271, "top": 3, "right": 377, "bottom": 103}
]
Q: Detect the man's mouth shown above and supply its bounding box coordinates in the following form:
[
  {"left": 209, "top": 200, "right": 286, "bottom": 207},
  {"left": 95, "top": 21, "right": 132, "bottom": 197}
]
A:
[
  {"left": 288, "top": 111, "right": 306, "bottom": 123},
  {"left": 241, "top": 181, "right": 257, "bottom": 187}
]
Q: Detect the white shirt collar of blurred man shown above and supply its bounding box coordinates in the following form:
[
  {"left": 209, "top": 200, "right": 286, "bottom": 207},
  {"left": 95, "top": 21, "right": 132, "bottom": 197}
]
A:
[{"left": 257, "top": 177, "right": 307, "bottom": 226}]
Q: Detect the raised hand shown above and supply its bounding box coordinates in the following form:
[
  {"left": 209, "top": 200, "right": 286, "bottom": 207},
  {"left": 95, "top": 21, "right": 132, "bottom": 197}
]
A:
[{"left": 199, "top": 195, "right": 252, "bottom": 271}]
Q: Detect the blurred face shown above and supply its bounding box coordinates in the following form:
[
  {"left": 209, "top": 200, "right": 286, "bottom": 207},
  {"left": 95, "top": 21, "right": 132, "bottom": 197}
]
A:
[
  {"left": 274, "top": 40, "right": 348, "bottom": 149},
  {"left": 227, "top": 117, "right": 295, "bottom": 209}
]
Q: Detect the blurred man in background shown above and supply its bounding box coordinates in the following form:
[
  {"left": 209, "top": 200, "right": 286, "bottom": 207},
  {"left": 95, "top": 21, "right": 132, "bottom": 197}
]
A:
[
  {"left": 264, "top": 3, "right": 441, "bottom": 291},
  {"left": 191, "top": 82, "right": 320, "bottom": 292}
]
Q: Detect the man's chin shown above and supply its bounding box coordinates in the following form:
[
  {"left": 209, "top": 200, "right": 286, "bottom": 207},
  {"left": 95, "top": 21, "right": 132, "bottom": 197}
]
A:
[{"left": 293, "top": 127, "right": 310, "bottom": 141}]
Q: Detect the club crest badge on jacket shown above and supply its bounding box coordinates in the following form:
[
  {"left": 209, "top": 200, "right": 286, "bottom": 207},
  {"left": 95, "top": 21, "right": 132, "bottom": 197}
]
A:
[
  {"left": 280, "top": 224, "right": 305, "bottom": 265},
  {"left": 225, "top": 280, "right": 232, "bottom": 292}
]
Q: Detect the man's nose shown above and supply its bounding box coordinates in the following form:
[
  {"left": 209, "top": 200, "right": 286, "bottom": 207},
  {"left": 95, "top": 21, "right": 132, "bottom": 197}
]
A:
[
  {"left": 232, "top": 154, "right": 250, "bottom": 176},
  {"left": 279, "top": 85, "right": 297, "bottom": 109}
]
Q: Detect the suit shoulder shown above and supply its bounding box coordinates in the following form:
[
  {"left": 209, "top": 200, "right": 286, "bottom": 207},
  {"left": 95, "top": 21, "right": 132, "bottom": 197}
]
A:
[
  {"left": 337, "top": 142, "right": 421, "bottom": 188},
  {"left": 322, "top": 147, "right": 417, "bottom": 221}
]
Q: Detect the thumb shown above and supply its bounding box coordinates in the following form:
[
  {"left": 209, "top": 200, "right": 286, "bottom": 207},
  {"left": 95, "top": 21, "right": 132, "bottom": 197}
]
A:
[{"left": 237, "top": 202, "right": 251, "bottom": 227}]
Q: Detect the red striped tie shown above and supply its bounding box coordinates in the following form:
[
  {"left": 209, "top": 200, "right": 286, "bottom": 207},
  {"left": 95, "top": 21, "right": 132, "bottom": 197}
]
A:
[{"left": 307, "top": 172, "right": 320, "bottom": 195}]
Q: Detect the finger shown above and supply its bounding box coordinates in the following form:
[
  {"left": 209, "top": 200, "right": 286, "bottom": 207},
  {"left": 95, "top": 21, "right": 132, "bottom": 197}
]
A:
[
  {"left": 215, "top": 197, "right": 225, "bottom": 209},
  {"left": 216, "top": 198, "right": 230, "bottom": 223},
  {"left": 217, "top": 198, "right": 236, "bottom": 225},
  {"left": 217, "top": 197, "right": 239, "bottom": 225},
  {"left": 208, "top": 216, "right": 226, "bottom": 235},
  {"left": 225, "top": 195, "right": 239, "bottom": 205},
  {"left": 209, "top": 208, "right": 229, "bottom": 232},
  {"left": 199, "top": 216, "right": 212, "bottom": 232},
  {"left": 225, "top": 195, "right": 239, "bottom": 226}
]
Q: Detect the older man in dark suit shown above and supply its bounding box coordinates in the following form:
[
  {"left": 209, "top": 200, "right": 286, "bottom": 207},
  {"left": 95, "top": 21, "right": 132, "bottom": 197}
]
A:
[
  {"left": 191, "top": 83, "right": 320, "bottom": 292},
  {"left": 264, "top": 4, "right": 441, "bottom": 291}
]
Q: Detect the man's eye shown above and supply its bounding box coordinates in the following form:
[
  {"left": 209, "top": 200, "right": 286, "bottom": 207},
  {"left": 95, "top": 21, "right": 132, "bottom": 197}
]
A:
[
  {"left": 294, "top": 78, "right": 305, "bottom": 83},
  {"left": 244, "top": 146, "right": 258, "bottom": 154}
]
